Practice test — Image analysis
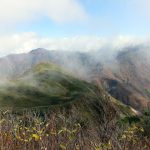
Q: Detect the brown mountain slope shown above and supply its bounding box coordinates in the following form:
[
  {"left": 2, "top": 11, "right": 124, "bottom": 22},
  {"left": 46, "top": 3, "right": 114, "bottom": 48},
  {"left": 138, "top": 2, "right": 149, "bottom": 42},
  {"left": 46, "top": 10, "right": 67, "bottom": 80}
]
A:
[{"left": 96, "top": 48, "right": 150, "bottom": 110}]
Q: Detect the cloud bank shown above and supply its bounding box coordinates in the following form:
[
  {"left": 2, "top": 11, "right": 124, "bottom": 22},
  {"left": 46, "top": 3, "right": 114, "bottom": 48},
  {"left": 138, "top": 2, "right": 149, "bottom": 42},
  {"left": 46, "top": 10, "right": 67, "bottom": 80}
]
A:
[
  {"left": 0, "top": 0, "right": 87, "bottom": 25},
  {"left": 0, "top": 32, "right": 150, "bottom": 57}
]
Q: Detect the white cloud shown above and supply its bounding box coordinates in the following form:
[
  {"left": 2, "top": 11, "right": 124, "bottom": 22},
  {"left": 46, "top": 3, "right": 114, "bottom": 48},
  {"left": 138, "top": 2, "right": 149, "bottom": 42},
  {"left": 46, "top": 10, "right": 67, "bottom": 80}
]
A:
[
  {"left": 0, "top": 0, "right": 87, "bottom": 25},
  {"left": 0, "top": 32, "right": 150, "bottom": 57},
  {"left": 0, "top": 33, "right": 106, "bottom": 55}
]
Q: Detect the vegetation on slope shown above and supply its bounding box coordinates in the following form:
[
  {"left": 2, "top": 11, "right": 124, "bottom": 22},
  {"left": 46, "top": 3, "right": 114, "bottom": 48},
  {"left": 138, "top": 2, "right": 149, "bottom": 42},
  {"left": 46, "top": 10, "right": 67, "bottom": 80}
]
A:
[
  {"left": 0, "top": 108, "right": 149, "bottom": 150},
  {"left": 0, "top": 62, "right": 146, "bottom": 149},
  {"left": 0, "top": 63, "right": 97, "bottom": 107}
]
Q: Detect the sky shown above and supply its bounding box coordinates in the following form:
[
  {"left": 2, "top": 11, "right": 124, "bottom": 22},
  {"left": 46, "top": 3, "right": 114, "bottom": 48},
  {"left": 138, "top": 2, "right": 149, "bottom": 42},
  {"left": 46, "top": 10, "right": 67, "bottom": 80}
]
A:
[{"left": 0, "top": 0, "right": 150, "bottom": 56}]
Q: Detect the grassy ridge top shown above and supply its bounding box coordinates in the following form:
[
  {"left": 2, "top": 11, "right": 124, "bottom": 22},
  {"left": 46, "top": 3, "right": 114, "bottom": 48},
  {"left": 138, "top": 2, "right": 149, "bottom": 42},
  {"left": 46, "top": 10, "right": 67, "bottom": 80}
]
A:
[
  {"left": 0, "top": 62, "right": 134, "bottom": 119},
  {"left": 0, "top": 63, "right": 97, "bottom": 108}
]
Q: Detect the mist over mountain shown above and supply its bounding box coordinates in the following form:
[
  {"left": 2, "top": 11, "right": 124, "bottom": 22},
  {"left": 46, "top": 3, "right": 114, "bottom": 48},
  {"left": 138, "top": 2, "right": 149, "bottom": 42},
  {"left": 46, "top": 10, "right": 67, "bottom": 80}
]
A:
[
  {"left": 98, "top": 47, "right": 150, "bottom": 110},
  {"left": 0, "top": 46, "right": 149, "bottom": 111}
]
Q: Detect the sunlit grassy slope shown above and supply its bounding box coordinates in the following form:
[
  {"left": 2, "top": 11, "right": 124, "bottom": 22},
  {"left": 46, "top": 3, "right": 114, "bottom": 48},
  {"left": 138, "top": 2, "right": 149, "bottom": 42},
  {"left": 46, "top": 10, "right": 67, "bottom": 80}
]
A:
[
  {"left": 0, "top": 63, "right": 93, "bottom": 107},
  {"left": 0, "top": 62, "right": 134, "bottom": 118}
]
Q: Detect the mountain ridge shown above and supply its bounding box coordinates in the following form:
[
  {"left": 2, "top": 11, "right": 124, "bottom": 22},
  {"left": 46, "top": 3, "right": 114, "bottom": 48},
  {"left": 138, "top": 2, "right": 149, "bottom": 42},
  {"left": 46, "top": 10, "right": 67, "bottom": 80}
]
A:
[{"left": 0, "top": 47, "right": 149, "bottom": 110}]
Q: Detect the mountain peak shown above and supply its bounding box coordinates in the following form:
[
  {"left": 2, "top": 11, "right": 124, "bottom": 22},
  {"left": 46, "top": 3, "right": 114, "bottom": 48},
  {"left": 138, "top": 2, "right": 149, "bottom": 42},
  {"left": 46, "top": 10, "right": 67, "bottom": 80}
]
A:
[{"left": 29, "top": 48, "right": 49, "bottom": 54}]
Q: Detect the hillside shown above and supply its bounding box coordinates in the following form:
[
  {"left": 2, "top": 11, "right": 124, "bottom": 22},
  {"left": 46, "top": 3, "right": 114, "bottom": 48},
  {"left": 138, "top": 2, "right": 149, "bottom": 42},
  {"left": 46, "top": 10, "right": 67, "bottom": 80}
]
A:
[
  {"left": 98, "top": 48, "right": 150, "bottom": 110},
  {"left": 0, "top": 62, "right": 134, "bottom": 118},
  {"left": 0, "top": 62, "right": 95, "bottom": 107},
  {"left": 0, "top": 47, "right": 149, "bottom": 110},
  {"left": 0, "top": 53, "right": 148, "bottom": 150}
]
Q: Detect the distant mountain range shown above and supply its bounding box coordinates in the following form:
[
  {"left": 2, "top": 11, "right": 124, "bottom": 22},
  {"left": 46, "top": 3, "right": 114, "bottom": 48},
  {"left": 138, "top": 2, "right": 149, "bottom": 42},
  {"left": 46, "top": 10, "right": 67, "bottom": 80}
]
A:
[{"left": 0, "top": 47, "right": 149, "bottom": 110}]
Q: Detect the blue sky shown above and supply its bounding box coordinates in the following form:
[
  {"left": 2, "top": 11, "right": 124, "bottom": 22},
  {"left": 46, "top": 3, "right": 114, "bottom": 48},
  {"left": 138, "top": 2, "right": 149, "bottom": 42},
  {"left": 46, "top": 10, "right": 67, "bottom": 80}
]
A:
[
  {"left": 0, "top": 0, "right": 150, "bottom": 56},
  {"left": 12, "top": 0, "right": 150, "bottom": 37}
]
